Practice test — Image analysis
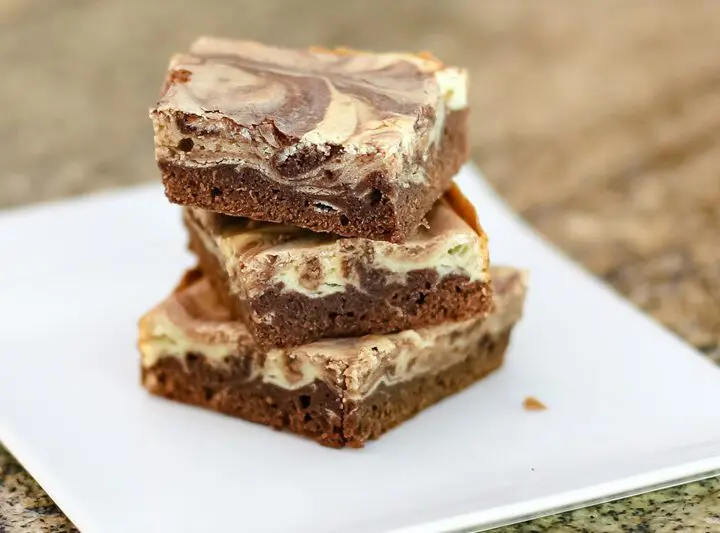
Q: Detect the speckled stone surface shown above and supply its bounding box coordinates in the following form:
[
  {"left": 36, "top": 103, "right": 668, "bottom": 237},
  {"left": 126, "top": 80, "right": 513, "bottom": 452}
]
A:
[{"left": 1, "top": 1, "right": 718, "bottom": 531}]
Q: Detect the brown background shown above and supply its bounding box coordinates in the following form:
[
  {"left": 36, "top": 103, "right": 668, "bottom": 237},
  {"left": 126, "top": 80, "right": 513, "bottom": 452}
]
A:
[{"left": 1, "top": 1, "right": 718, "bottom": 531}]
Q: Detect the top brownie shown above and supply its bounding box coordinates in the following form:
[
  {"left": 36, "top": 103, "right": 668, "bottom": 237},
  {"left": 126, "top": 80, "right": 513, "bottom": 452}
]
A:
[{"left": 150, "top": 37, "right": 469, "bottom": 242}]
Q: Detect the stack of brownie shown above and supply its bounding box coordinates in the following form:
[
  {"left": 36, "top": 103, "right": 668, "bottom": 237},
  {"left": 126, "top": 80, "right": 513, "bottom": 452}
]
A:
[{"left": 139, "top": 37, "right": 528, "bottom": 448}]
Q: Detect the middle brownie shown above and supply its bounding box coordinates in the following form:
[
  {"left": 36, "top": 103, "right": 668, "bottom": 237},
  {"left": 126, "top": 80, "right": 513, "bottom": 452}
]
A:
[{"left": 184, "top": 197, "right": 492, "bottom": 349}]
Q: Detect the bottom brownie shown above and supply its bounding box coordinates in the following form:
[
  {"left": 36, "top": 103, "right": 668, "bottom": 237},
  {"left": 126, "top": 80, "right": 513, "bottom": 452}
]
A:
[
  {"left": 139, "top": 267, "right": 527, "bottom": 447},
  {"left": 142, "top": 329, "right": 509, "bottom": 448}
]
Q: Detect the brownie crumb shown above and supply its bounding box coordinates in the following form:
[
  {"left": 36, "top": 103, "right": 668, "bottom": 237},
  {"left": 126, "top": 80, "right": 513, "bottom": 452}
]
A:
[{"left": 523, "top": 396, "right": 547, "bottom": 411}]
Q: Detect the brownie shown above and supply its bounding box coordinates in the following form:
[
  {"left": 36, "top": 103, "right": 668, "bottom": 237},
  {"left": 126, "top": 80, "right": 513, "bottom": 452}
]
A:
[
  {"left": 184, "top": 191, "right": 493, "bottom": 349},
  {"left": 138, "top": 266, "right": 527, "bottom": 448},
  {"left": 150, "top": 37, "right": 469, "bottom": 242}
]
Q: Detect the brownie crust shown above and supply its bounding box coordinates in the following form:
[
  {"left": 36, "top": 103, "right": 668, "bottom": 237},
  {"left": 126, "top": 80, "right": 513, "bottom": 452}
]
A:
[
  {"left": 161, "top": 109, "right": 468, "bottom": 242},
  {"left": 142, "top": 328, "right": 510, "bottom": 448},
  {"left": 187, "top": 212, "right": 493, "bottom": 349}
]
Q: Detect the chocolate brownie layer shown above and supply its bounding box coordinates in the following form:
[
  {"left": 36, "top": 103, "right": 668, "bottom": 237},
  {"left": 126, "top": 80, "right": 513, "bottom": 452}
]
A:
[
  {"left": 151, "top": 37, "right": 469, "bottom": 242},
  {"left": 184, "top": 191, "right": 492, "bottom": 349},
  {"left": 142, "top": 329, "right": 509, "bottom": 448},
  {"left": 138, "top": 267, "right": 527, "bottom": 447}
]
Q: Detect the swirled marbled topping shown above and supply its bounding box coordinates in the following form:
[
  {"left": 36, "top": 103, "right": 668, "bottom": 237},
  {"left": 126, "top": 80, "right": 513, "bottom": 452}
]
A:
[{"left": 150, "top": 37, "right": 468, "bottom": 191}]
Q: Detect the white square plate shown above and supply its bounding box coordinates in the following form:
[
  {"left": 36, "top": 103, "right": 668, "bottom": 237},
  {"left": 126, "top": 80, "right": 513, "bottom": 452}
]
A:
[{"left": 1, "top": 166, "right": 719, "bottom": 533}]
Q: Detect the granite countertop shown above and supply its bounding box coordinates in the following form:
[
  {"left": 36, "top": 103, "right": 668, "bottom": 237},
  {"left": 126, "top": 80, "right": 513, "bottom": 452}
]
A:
[{"left": 1, "top": 1, "right": 718, "bottom": 531}]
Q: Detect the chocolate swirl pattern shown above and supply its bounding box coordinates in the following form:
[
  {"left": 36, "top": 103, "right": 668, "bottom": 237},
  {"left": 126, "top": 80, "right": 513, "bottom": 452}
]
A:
[{"left": 161, "top": 37, "right": 464, "bottom": 143}]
